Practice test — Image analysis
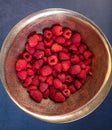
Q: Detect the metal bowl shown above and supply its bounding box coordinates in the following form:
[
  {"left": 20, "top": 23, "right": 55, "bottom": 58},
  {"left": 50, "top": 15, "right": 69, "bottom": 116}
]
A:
[{"left": 0, "top": 8, "right": 112, "bottom": 123}]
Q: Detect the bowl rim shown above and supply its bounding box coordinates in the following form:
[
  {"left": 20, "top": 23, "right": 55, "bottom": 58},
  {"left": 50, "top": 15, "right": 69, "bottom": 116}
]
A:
[{"left": 0, "top": 8, "right": 112, "bottom": 123}]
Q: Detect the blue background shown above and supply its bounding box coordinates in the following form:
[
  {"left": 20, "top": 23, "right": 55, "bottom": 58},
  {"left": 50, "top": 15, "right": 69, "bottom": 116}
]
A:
[{"left": 0, "top": 0, "right": 112, "bottom": 130}]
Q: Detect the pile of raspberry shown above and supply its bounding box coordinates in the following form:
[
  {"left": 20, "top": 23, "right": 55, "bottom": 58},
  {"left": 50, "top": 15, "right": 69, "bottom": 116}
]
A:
[{"left": 15, "top": 24, "right": 93, "bottom": 103}]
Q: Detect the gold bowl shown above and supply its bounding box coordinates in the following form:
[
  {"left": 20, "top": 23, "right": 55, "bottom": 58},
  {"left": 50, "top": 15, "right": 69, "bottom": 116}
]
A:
[{"left": 0, "top": 8, "right": 112, "bottom": 123}]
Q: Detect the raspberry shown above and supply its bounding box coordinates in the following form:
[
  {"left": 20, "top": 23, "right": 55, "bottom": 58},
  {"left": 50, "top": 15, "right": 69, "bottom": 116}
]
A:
[
  {"left": 45, "top": 48, "right": 51, "bottom": 56},
  {"left": 40, "top": 65, "right": 52, "bottom": 76},
  {"left": 39, "top": 83, "right": 48, "bottom": 93},
  {"left": 43, "top": 29, "right": 53, "bottom": 39},
  {"left": 74, "top": 80, "right": 82, "bottom": 89},
  {"left": 16, "top": 59, "right": 27, "bottom": 71},
  {"left": 28, "top": 34, "right": 39, "bottom": 47},
  {"left": 23, "top": 52, "right": 32, "bottom": 62},
  {"left": 84, "top": 50, "right": 92, "bottom": 59},
  {"left": 43, "top": 89, "right": 49, "bottom": 99},
  {"left": 49, "top": 86, "right": 57, "bottom": 100},
  {"left": 31, "top": 76, "right": 39, "bottom": 86},
  {"left": 59, "top": 52, "right": 70, "bottom": 60},
  {"left": 54, "top": 92, "right": 65, "bottom": 103},
  {"left": 48, "top": 55, "right": 58, "bottom": 66},
  {"left": 61, "top": 60, "right": 71, "bottom": 72},
  {"left": 77, "top": 70, "right": 87, "bottom": 80},
  {"left": 70, "top": 65, "right": 81, "bottom": 75},
  {"left": 30, "top": 90, "right": 43, "bottom": 103},
  {"left": 34, "top": 50, "right": 44, "bottom": 59},
  {"left": 68, "top": 85, "right": 76, "bottom": 93},
  {"left": 25, "top": 43, "right": 35, "bottom": 54},
  {"left": 27, "top": 85, "right": 37, "bottom": 92},
  {"left": 71, "top": 33, "right": 81, "bottom": 44},
  {"left": 27, "top": 69, "right": 34, "bottom": 76},
  {"left": 54, "top": 63, "right": 62, "bottom": 72},
  {"left": 51, "top": 24, "right": 63, "bottom": 36},
  {"left": 65, "top": 75, "right": 73, "bottom": 82},
  {"left": 51, "top": 43, "right": 63, "bottom": 52},
  {"left": 46, "top": 76, "right": 53, "bottom": 85},
  {"left": 84, "top": 59, "right": 92, "bottom": 65},
  {"left": 69, "top": 45, "right": 78, "bottom": 53},
  {"left": 71, "top": 55, "right": 80, "bottom": 64},
  {"left": 55, "top": 36, "right": 66, "bottom": 45},
  {"left": 34, "top": 59, "right": 44, "bottom": 69},
  {"left": 44, "top": 39, "right": 53, "bottom": 47},
  {"left": 17, "top": 70, "right": 27, "bottom": 80},
  {"left": 62, "top": 88, "right": 70, "bottom": 97},
  {"left": 63, "top": 28, "right": 72, "bottom": 39},
  {"left": 57, "top": 73, "right": 66, "bottom": 82},
  {"left": 64, "top": 39, "right": 72, "bottom": 47},
  {"left": 38, "top": 75, "right": 47, "bottom": 82},
  {"left": 23, "top": 77, "right": 32, "bottom": 87},
  {"left": 79, "top": 43, "right": 87, "bottom": 54},
  {"left": 36, "top": 41, "right": 45, "bottom": 50},
  {"left": 53, "top": 78, "right": 62, "bottom": 89}
]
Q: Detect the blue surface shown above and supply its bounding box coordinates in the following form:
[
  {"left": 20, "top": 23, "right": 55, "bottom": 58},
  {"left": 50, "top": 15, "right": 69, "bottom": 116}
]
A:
[{"left": 0, "top": 0, "right": 112, "bottom": 130}]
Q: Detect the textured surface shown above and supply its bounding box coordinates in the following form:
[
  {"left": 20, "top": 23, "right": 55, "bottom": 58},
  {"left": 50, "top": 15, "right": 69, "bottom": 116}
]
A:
[{"left": 0, "top": 0, "right": 112, "bottom": 129}]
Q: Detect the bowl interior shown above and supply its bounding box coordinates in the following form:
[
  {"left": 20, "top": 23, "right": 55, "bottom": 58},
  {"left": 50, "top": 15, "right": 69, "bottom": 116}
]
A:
[{"left": 3, "top": 11, "right": 109, "bottom": 117}]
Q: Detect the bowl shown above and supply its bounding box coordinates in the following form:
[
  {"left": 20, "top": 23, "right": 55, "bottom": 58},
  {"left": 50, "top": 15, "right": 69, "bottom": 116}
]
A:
[{"left": 0, "top": 8, "right": 112, "bottom": 123}]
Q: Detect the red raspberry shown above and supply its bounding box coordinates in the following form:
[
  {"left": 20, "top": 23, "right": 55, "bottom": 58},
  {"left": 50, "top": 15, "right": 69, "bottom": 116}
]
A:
[
  {"left": 38, "top": 75, "right": 47, "bottom": 82},
  {"left": 57, "top": 73, "right": 66, "bottom": 82},
  {"left": 34, "top": 59, "right": 44, "bottom": 69},
  {"left": 69, "top": 45, "right": 78, "bottom": 53},
  {"left": 59, "top": 52, "right": 70, "bottom": 60},
  {"left": 68, "top": 85, "right": 76, "bottom": 93},
  {"left": 36, "top": 41, "right": 45, "bottom": 50},
  {"left": 27, "top": 69, "right": 34, "bottom": 76},
  {"left": 48, "top": 55, "right": 58, "bottom": 66},
  {"left": 43, "top": 29, "right": 53, "bottom": 39},
  {"left": 79, "top": 43, "right": 87, "bottom": 54},
  {"left": 27, "top": 85, "right": 37, "bottom": 92},
  {"left": 28, "top": 34, "right": 39, "bottom": 47},
  {"left": 77, "top": 70, "right": 87, "bottom": 80},
  {"left": 54, "top": 91, "right": 65, "bottom": 103},
  {"left": 70, "top": 65, "right": 81, "bottom": 75},
  {"left": 31, "top": 76, "right": 39, "bottom": 86},
  {"left": 45, "top": 48, "right": 51, "bottom": 56},
  {"left": 34, "top": 50, "right": 44, "bottom": 59},
  {"left": 54, "top": 63, "right": 62, "bottom": 72},
  {"left": 84, "top": 59, "right": 92, "bottom": 65},
  {"left": 23, "top": 77, "right": 32, "bottom": 87},
  {"left": 71, "top": 33, "right": 81, "bottom": 44},
  {"left": 63, "top": 39, "right": 72, "bottom": 47},
  {"left": 61, "top": 60, "right": 71, "bottom": 72},
  {"left": 49, "top": 86, "right": 57, "bottom": 100},
  {"left": 17, "top": 70, "right": 27, "bottom": 80},
  {"left": 44, "top": 39, "right": 53, "bottom": 47},
  {"left": 53, "top": 78, "right": 62, "bottom": 89},
  {"left": 51, "top": 24, "right": 63, "bottom": 36},
  {"left": 30, "top": 90, "right": 43, "bottom": 103},
  {"left": 63, "top": 28, "right": 72, "bottom": 39},
  {"left": 51, "top": 43, "right": 63, "bottom": 52},
  {"left": 74, "top": 80, "right": 82, "bottom": 89},
  {"left": 71, "top": 55, "right": 80, "bottom": 64},
  {"left": 25, "top": 43, "right": 35, "bottom": 54},
  {"left": 16, "top": 59, "right": 27, "bottom": 71},
  {"left": 39, "top": 83, "right": 48, "bottom": 93},
  {"left": 43, "top": 89, "right": 49, "bottom": 99},
  {"left": 23, "top": 52, "right": 32, "bottom": 62},
  {"left": 65, "top": 75, "right": 73, "bottom": 82},
  {"left": 84, "top": 50, "right": 93, "bottom": 59},
  {"left": 62, "top": 88, "right": 70, "bottom": 97},
  {"left": 46, "top": 76, "right": 53, "bottom": 85},
  {"left": 55, "top": 36, "right": 66, "bottom": 45},
  {"left": 40, "top": 65, "right": 52, "bottom": 76}
]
